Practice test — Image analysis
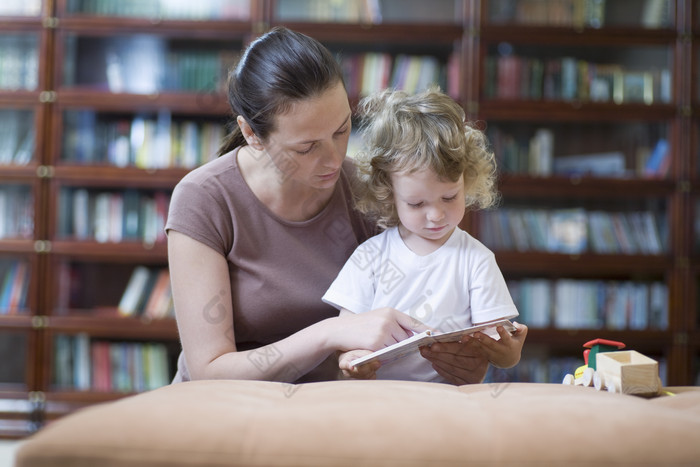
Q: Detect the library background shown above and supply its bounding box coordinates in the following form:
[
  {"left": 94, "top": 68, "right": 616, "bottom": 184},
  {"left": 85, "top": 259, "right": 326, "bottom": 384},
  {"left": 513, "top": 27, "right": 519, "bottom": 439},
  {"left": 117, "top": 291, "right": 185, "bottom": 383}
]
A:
[{"left": 0, "top": 0, "right": 698, "bottom": 437}]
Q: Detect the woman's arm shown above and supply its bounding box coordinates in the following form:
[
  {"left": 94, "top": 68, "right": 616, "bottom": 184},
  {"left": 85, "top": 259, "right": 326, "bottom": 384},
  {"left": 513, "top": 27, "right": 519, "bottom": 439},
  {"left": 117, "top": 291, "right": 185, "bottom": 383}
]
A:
[{"left": 168, "top": 230, "right": 426, "bottom": 382}]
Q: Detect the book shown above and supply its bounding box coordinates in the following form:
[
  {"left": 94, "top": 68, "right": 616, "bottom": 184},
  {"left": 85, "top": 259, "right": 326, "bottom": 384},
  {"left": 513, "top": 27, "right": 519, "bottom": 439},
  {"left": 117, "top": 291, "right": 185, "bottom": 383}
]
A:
[
  {"left": 350, "top": 319, "right": 517, "bottom": 368},
  {"left": 547, "top": 208, "right": 587, "bottom": 254},
  {"left": 552, "top": 151, "right": 626, "bottom": 177},
  {"left": 644, "top": 139, "right": 670, "bottom": 178},
  {"left": 118, "top": 266, "right": 152, "bottom": 317},
  {"left": 142, "top": 270, "right": 172, "bottom": 320}
]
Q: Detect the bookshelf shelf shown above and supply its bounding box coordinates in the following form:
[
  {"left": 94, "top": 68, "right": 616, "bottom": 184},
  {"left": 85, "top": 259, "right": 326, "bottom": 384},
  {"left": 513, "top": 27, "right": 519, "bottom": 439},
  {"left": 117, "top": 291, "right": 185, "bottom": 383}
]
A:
[
  {"left": 0, "top": 18, "right": 44, "bottom": 30},
  {"left": 45, "top": 315, "right": 177, "bottom": 339},
  {"left": 0, "top": 242, "right": 36, "bottom": 255},
  {"left": 53, "top": 91, "right": 231, "bottom": 115},
  {"left": 495, "top": 251, "right": 672, "bottom": 277},
  {"left": 45, "top": 390, "right": 138, "bottom": 406},
  {"left": 497, "top": 175, "right": 676, "bottom": 197},
  {"left": 480, "top": 26, "right": 678, "bottom": 46},
  {"left": 47, "top": 241, "right": 167, "bottom": 261},
  {"left": 0, "top": 166, "right": 40, "bottom": 180},
  {"left": 0, "top": 91, "right": 43, "bottom": 103},
  {"left": 54, "top": 17, "right": 255, "bottom": 36},
  {"left": 0, "top": 315, "right": 34, "bottom": 329},
  {"left": 49, "top": 166, "right": 187, "bottom": 188},
  {"left": 478, "top": 101, "right": 678, "bottom": 121},
  {"left": 0, "top": 0, "right": 697, "bottom": 437}
]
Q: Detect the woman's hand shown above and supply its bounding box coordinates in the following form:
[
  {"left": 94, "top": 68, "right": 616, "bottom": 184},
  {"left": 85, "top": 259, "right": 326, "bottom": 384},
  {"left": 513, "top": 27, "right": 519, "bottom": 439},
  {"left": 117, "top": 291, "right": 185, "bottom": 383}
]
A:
[
  {"left": 331, "top": 307, "right": 429, "bottom": 353},
  {"left": 337, "top": 350, "right": 381, "bottom": 379},
  {"left": 331, "top": 308, "right": 428, "bottom": 379}
]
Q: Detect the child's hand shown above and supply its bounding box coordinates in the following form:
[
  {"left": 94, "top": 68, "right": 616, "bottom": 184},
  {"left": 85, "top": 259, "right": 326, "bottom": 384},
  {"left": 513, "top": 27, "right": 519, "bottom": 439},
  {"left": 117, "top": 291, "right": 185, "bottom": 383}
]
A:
[
  {"left": 338, "top": 350, "right": 381, "bottom": 380},
  {"left": 468, "top": 321, "right": 528, "bottom": 369}
]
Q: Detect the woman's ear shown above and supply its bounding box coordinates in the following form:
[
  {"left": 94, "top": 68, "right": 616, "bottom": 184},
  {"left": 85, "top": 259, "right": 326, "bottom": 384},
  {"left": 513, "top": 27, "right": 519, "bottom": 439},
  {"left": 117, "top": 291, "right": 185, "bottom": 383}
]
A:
[{"left": 237, "top": 116, "right": 264, "bottom": 150}]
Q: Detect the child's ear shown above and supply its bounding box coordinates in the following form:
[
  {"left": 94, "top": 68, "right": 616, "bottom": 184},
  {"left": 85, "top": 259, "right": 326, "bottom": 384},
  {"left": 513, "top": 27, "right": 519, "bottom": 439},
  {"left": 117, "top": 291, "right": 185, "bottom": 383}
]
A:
[{"left": 237, "top": 116, "right": 264, "bottom": 150}]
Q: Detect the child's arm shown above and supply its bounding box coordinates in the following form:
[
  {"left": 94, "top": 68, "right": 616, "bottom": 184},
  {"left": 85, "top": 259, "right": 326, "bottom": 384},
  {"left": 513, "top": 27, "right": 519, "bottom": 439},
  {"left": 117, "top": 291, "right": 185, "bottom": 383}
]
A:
[
  {"left": 336, "top": 308, "right": 381, "bottom": 379},
  {"left": 469, "top": 321, "right": 528, "bottom": 369},
  {"left": 338, "top": 349, "right": 381, "bottom": 379}
]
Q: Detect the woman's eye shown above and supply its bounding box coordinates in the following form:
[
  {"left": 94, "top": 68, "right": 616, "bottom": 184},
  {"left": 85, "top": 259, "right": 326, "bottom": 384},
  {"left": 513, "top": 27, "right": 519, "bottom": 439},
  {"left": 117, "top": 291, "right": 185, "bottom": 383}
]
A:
[
  {"left": 335, "top": 127, "right": 349, "bottom": 136},
  {"left": 296, "top": 145, "right": 314, "bottom": 155}
]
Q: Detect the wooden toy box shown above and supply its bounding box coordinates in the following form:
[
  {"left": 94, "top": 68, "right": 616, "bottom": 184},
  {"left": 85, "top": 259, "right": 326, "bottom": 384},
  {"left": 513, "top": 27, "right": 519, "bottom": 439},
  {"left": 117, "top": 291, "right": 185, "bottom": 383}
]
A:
[{"left": 596, "top": 350, "right": 661, "bottom": 396}]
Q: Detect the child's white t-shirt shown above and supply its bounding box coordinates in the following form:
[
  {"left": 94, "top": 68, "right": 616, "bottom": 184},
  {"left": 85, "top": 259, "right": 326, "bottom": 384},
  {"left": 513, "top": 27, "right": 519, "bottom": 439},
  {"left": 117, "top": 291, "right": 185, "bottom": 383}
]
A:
[{"left": 322, "top": 226, "right": 518, "bottom": 382}]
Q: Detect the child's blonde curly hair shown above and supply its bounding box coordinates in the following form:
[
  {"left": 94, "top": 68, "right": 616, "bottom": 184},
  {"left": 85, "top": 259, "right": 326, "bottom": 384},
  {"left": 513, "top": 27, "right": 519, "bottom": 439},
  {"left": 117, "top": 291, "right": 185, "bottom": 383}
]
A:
[{"left": 353, "top": 87, "right": 498, "bottom": 229}]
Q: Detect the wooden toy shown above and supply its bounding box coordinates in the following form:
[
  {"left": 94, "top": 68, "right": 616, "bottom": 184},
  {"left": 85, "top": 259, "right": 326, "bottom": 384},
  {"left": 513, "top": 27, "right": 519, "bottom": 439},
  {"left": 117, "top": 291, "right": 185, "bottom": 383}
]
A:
[
  {"left": 562, "top": 338, "right": 662, "bottom": 397},
  {"left": 571, "top": 338, "right": 626, "bottom": 383},
  {"left": 595, "top": 350, "right": 661, "bottom": 396}
]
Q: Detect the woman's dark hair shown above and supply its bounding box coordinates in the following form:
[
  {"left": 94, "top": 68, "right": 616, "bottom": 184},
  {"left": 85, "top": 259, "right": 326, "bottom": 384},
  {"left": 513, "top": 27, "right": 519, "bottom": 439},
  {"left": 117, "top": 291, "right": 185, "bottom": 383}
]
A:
[{"left": 218, "top": 27, "right": 345, "bottom": 155}]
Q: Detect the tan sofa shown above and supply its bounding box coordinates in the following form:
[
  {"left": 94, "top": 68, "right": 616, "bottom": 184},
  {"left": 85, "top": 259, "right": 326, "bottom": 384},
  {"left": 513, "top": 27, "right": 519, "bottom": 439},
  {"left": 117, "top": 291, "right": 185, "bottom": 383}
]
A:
[{"left": 15, "top": 380, "right": 700, "bottom": 466}]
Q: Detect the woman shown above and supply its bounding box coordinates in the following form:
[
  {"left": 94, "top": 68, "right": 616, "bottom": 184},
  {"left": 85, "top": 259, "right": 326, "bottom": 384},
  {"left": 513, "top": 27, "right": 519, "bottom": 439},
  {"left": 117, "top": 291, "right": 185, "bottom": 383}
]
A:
[{"left": 166, "top": 27, "right": 489, "bottom": 385}]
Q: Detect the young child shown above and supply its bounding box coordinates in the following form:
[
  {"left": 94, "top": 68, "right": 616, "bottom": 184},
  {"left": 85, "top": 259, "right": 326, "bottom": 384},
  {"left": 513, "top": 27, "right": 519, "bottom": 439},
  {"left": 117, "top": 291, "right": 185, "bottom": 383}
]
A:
[{"left": 322, "top": 87, "right": 527, "bottom": 382}]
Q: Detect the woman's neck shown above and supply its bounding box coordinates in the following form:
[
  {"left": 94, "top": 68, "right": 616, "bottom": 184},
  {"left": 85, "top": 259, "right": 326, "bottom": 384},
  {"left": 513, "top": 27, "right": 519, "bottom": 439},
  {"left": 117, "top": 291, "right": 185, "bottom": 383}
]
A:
[{"left": 237, "top": 146, "right": 335, "bottom": 222}]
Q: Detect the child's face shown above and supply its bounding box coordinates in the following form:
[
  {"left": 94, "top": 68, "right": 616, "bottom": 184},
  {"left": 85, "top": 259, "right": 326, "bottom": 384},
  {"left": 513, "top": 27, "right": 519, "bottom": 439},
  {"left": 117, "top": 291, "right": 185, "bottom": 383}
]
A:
[{"left": 391, "top": 167, "right": 466, "bottom": 248}]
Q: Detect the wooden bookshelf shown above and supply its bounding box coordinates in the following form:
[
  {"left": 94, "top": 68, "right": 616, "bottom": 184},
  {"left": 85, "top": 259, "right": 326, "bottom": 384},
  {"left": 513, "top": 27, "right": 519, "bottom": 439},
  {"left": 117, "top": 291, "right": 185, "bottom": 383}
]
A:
[{"left": 0, "top": 0, "right": 698, "bottom": 438}]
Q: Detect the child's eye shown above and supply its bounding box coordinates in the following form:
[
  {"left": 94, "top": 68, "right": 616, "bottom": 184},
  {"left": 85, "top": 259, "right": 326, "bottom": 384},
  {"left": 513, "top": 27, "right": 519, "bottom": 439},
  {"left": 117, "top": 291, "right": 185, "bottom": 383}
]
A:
[
  {"left": 443, "top": 195, "right": 458, "bottom": 202},
  {"left": 407, "top": 202, "right": 423, "bottom": 208}
]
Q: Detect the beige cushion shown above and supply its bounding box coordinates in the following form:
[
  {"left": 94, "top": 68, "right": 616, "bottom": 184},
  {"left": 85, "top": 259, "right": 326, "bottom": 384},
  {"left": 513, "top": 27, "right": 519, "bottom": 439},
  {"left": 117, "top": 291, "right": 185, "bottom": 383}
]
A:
[{"left": 16, "top": 380, "right": 700, "bottom": 466}]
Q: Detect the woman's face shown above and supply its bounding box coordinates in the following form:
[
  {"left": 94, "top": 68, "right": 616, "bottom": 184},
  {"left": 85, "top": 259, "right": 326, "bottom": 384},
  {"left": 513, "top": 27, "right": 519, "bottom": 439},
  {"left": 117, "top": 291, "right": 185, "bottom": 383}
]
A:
[{"left": 262, "top": 81, "right": 352, "bottom": 191}]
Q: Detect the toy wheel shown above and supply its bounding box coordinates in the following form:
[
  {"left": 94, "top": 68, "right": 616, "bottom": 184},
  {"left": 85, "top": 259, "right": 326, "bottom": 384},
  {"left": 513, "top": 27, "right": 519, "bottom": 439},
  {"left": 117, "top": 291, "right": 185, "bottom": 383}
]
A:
[
  {"left": 593, "top": 371, "right": 605, "bottom": 391},
  {"left": 562, "top": 374, "right": 575, "bottom": 385},
  {"left": 582, "top": 367, "right": 595, "bottom": 387}
]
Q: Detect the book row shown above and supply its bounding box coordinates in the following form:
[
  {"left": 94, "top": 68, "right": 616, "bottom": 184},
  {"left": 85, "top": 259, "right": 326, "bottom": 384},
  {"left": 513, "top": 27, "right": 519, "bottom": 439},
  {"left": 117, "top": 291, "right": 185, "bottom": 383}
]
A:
[
  {"left": 484, "top": 54, "right": 671, "bottom": 105},
  {"left": 508, "top": 279, "right": 668, "bottom": 330},
  {"left": 488, "top": 125, "right": 670, "bottom": 179},
  {"left": 0, "top": 0, "right": 41, "bottom": 16},
  {"left": 0, "top": 110, "right": 34, "bottom": 166},
  {"left": 489, "top": 0, "right": 605, "bottom": 27},
  {"left": 118, "top": 267, "right": 174, "bottom": 320},
  {"left": 0, "top": 260, "right": 29, "bottom": 315},
  {"left": 63, "top": 35, "right": 239, "bottom": 95},
  {"left": 339, "top": 52, "right": 455, "bottom": 99},
  {"left": 0, "top": 185, "right": 34, "bottom": 240},
  {"left": 66, "top": 0, "right": 252, "bottom": 20},
  {"left": 275, "top": 0, "right": 461, "bottom": 25},
  {"left": 488, "top": 0, "right": 671, "bottom": 29},
  {"left": 62, "top": 111, "right": 224, "bottom": 169},
  {"left": 58, "top": 188, "right": 169, "bottom": 245},
  {"left": 479, "top": 207, "right": 666, "bottom": 255},
  {"left": 276, "top": 0, "right": 381, "bottom": 23},
  {"left": 0, "top": 35, "right": 38, "bottom": 92},
  {"left": 53, "top": 334, "right": 172, "bottom": 393}
]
